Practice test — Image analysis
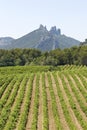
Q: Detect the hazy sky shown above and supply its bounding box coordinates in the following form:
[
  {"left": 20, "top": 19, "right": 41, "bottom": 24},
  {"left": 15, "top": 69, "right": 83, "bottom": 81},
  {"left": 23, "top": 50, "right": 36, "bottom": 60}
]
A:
[{"left": 0, "top": 0, "right": 87, "bottom": 41}]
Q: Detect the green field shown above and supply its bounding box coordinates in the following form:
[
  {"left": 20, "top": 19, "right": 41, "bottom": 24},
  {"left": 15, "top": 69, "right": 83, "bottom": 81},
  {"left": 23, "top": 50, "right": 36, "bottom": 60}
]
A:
[{"left": 0, "top": 65, "right": 87, "bottom": 130}]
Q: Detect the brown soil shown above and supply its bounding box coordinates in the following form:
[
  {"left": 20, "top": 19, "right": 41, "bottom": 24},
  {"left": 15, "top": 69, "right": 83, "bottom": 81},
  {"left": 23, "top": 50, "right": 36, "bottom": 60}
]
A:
[
  {"left": 45, "top": 73, "right": 56, "bottom": 130},
  {"left": 26, "top": 75, "right": 36, "bottom": 130},
  {"left": 37, "top": 74, "right": 43, "bottom": 130}
]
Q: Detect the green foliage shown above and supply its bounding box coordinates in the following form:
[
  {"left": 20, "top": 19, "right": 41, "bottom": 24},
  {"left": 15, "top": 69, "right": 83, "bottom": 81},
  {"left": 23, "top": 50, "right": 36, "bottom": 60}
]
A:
[
  {"left": 0, "top": 46, "right": 87, "bottom": 66},
  {"left": 0, "top": 66, "right": 51, "bottom": 75}
]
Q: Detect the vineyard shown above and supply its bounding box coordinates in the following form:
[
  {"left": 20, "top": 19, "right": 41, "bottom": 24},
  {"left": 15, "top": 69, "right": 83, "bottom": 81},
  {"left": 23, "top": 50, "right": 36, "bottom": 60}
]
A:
[{"left": 0, "top": 65, "right": 87, "bottom": 130}]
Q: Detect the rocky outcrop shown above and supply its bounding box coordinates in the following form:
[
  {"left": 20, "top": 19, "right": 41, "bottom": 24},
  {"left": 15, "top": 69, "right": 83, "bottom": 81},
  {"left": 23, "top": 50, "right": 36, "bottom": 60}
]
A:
[
  {"left": 39, "top": 24, "right": 47, "bottom": 32},
  {"left": 50, "top": 26, "right": 61, "bottom": 35}
]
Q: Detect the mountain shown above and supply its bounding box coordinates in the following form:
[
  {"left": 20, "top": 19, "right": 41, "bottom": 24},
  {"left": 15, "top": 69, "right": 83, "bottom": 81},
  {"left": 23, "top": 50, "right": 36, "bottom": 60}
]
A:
[
  {"left": 0, "top": 37, "right": 14, "bottom": 49},
  {"left": 0, "top": 25, "right": 80, "bottom": 51}
]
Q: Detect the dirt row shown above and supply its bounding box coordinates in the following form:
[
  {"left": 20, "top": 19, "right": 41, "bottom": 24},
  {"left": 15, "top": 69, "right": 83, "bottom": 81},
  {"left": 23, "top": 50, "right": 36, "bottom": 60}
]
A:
[
  {"left": 57, "top": 74, "right": 83, "bottom": 130},
  {"left": 45, "top": 73, "right": 56, "bottom": 130},
  {"left": 37, "top": 75, "right": 43, "bottom": 130},
  {"left": 26, "top": 75, "right": 36, "bottom": 130}
]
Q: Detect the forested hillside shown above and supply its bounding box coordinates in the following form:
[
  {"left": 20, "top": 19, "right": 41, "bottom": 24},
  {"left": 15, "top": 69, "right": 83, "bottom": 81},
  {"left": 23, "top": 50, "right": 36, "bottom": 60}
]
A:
[{"left": 0, "top": 45, "right": 87, "bottom": 66}]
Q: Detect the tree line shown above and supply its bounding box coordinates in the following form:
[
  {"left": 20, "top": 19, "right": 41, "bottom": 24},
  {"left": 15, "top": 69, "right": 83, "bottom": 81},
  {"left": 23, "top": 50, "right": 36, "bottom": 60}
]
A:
[{"left": 0, "top": 45, "right": 87, "bottom": 67}]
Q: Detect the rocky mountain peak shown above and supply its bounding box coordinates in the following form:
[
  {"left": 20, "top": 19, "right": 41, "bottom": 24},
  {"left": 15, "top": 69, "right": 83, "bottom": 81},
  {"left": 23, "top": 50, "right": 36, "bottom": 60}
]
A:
[
  {"left": 0, "top": 25, "right": 80, "bottom": 50},
  {"left": 39, "top": 24, "right": 47, "bottom": 31},
  {"left": 50, "top": 26, "right": 61, "bottom": 35}
]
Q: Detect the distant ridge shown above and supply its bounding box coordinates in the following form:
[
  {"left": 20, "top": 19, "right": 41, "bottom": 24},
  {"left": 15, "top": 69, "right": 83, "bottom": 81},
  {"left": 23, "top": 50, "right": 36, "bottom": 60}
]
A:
[
  {"left": 0, "top": 37, "right": 14, "bottom": 48},
  {"left": 0, "top": 25, "right": 80, "bottom": 51}
]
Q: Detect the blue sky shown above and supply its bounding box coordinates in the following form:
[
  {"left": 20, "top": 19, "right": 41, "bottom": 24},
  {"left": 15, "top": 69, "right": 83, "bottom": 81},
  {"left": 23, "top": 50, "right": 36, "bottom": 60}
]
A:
[{"left": 0, "top": 0, "right": 87, "bottom": 41}]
